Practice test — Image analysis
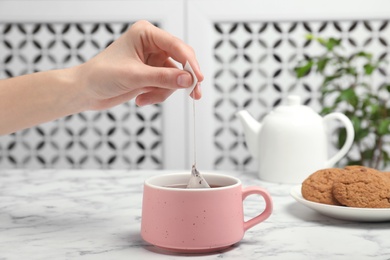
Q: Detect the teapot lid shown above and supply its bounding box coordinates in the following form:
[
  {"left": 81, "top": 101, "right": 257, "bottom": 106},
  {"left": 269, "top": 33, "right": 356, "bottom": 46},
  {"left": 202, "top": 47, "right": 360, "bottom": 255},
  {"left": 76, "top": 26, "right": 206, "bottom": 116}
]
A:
[
  {"left": 273, "top": 95, "right": 317, "bottom": 117},
  {"left": 286, "top": 95, "right": 301, "bottom": 106}
]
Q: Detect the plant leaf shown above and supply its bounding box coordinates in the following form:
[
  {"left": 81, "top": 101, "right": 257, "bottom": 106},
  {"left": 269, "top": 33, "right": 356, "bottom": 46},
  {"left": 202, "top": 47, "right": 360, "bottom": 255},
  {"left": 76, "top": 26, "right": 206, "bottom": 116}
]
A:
[
  {"left": 355, "top": 51, "right": 373, "bottom": 60},
  {"left": 337, "top": 127, "right": 347, "bottom": 149},
  {"left": 336, "top": 88, "right": 359, "bottom": 107},
  {"left": 317, "top": 57, "right": 329, "bottom": 73},
  {"left": 326, "top": 38, "right": 342, "bottom": 51},
  {"left": 378, "top": 119, "right": 390, "bottom": 135},
  {"left": 322, "top": 74, "right": 342, "bottom": 86},
  {"left": 320, "top": 106, "right": 335, "bottom": 115},
  {"left": 363, "top": 63, "right": 376, "bottom": 75},
  {"left": 294, "top": 60, "right": 313, "bottom": 78},
  {"left": 305, "top": 34, "right": 315, "bottom": 41}
]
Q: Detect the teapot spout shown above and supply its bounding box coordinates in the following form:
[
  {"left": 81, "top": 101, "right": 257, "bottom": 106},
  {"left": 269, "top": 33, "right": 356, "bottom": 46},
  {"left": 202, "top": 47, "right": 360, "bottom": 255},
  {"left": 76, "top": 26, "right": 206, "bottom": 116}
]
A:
[{"left": 236, "top": 110, "right": 261, "bottom": 159}]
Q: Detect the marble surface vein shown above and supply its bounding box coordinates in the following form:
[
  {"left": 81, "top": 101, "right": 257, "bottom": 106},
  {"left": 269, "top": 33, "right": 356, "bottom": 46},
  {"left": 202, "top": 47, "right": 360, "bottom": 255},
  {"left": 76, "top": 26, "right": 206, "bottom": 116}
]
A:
[{"left": 0, "top": 169, "right": 389, "bottom": 260}]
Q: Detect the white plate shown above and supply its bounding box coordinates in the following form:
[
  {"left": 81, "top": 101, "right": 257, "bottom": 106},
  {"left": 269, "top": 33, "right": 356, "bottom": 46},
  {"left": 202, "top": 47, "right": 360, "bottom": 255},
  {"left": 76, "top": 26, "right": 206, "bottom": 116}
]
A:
[{"left": 290, "top": 185, "right": 390, "bottom": 222}]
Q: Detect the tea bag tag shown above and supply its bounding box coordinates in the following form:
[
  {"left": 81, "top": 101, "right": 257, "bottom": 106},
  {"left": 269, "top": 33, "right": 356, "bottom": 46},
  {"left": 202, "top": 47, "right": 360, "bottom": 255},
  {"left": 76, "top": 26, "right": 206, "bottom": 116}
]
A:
[{"left": 184, "top": 61, "right": 198, "bottom": 97}]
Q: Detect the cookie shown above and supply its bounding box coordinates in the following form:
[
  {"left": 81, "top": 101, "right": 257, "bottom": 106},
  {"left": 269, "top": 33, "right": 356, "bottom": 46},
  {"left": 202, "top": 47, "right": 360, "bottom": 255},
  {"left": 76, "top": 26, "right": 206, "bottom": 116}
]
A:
[
  {"left": 333, "top": 169, "right": 390, "bottom": 208},
  {"left": 301, "top": 168, "right": 344, "bottom": 205},
  {"left": 381, "top": 171, "right": 390, "bottom": 180}
]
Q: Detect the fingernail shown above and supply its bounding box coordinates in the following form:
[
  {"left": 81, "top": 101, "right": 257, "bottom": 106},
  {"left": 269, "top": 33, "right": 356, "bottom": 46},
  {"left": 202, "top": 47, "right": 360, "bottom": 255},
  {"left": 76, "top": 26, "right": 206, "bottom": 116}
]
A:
[{"left": 177, "top": 73, "right": 192, "bottom": 87}]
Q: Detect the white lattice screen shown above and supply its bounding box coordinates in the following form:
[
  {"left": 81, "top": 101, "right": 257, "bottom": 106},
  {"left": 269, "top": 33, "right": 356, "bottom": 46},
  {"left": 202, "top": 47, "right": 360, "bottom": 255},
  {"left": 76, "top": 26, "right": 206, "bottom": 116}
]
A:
[{"left": 1, "top": 0, "right": 389, "bottom": 171}]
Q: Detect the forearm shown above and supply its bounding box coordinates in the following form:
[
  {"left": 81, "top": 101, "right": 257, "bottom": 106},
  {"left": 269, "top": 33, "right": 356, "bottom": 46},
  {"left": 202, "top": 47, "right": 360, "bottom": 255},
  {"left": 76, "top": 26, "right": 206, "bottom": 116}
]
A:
[{"left": 0, "top": 68, "right": 85, "bottom": 135}]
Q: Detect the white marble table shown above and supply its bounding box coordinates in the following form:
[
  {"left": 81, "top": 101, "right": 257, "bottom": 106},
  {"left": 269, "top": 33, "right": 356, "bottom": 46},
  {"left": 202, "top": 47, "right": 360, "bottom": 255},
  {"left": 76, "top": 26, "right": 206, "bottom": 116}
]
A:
[{"left": 0, "top": 169, "right": 389, "bottom": 260}]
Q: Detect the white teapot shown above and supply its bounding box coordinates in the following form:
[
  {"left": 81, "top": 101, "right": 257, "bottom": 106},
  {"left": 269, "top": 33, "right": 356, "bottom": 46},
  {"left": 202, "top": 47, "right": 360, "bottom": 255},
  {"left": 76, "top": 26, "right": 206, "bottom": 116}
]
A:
[{"left": 236, "top": 95, "right": 354, "bottom": 184}]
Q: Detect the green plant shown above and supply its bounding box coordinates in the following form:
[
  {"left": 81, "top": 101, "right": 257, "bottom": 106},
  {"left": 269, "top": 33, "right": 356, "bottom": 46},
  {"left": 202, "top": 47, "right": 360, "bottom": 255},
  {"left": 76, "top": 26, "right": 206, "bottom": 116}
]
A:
[{"left": 294, "top": 35, "right": 390, "bottom": 169}]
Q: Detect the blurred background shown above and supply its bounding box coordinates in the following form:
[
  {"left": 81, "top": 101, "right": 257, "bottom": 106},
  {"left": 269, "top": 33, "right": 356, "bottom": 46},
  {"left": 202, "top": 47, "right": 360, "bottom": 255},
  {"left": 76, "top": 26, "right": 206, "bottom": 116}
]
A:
[{"left": 0, "top": 0, "right": 389, "bottom": 171}]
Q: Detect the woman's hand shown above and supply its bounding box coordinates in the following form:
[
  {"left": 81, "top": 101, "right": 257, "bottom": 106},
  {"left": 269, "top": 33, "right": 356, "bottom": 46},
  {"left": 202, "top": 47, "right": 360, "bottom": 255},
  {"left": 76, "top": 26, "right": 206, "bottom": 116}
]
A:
[
  {"left": 77, "top": 20, "right": 204, "bottom": 110},
  {"left": 0, "top": 20, "right": 203, "bottom": 135}
]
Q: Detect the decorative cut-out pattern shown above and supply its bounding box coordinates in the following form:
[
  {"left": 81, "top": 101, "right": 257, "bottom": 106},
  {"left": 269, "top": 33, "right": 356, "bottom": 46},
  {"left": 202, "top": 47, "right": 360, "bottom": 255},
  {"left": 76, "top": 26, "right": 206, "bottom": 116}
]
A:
[
  {"left": 213, "top": 20, "right": 390, "bottom": 171},
  {"left": 0, "top": 22, "right": 163, "bottom": 169},
  {"left": 1, "top": 20, "right": 389, "bottom": 171}
]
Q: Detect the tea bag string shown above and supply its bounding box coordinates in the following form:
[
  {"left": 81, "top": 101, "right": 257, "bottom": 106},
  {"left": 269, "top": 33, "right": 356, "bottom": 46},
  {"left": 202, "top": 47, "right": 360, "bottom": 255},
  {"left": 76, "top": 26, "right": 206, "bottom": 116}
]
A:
[
  {"left": 183, "top": 61, "right": 198, "bottom": 169},
  {"left": 192, "top": 96, "right": 197, "bottom": 167}
]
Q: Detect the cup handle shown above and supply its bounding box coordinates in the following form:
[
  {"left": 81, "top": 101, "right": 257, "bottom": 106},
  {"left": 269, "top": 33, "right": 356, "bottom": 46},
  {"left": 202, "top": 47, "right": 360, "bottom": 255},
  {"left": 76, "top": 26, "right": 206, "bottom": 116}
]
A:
[
  {"left": 242, "top": 186, "right": 273, "bottom": 232},
  {"left": 323, "top": 112, "right": 355, "bottom": 167}
]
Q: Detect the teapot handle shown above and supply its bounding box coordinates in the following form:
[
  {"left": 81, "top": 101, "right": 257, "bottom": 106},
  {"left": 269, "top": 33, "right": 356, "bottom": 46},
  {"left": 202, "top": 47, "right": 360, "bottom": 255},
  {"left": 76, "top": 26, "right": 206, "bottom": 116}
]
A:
[{"left": 323, "top": 112, "right": 355, "bottom": 167}]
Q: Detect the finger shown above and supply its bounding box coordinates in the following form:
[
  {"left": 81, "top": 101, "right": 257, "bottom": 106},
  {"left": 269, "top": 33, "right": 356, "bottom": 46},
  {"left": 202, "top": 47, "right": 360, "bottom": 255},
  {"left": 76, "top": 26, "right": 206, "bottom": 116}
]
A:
[
  {"left": 146, "top": 58, "right": 202, "bottom": 99},
  {"left": 135, "top": 88, "right": 174, "bottom": 106},
  {"left": 137, "top": 65, "right": 194, "bottom": 90},
  {"left": 163, "top": 58, "right": 202, "bottom": 99},
  {"left": 145, "top": 51, "right": 177, "bottom": 68},
  {"left": 192, "top": 83, "right": 202, "bottom": 100},
  {"left": 137, "top": 21, "right": 204, "bottom": 82},
  {"left": 159, "top": 39, "right": 204, "bottom": 83}
]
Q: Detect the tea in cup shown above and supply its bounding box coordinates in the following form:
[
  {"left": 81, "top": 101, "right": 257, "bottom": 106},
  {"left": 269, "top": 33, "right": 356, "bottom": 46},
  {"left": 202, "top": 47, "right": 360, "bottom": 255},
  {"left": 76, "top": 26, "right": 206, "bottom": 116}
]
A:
[{"left": 141, "top": 172, "right": 273, "bottom": 253}]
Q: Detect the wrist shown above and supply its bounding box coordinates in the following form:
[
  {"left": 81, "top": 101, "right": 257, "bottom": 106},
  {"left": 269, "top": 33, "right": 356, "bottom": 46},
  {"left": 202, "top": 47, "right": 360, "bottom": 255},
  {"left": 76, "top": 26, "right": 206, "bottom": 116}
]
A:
[
  {"left": 53, "top": 67, "right": 87, "bottom": 115},
  {"left": 64, "top": 65, "right": 93, "bottom": 114}
]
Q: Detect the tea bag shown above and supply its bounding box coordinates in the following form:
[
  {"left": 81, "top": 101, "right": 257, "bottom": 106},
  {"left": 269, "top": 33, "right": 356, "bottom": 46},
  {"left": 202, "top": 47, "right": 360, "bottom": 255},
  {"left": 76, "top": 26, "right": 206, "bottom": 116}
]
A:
[
  {"left": 187, "top": 164, "right": 210, "bottom": 188},
  {"left": 183, "top": 61, "right": 210, "bottom": 189},
  {"left": 184, "top": 61, "right": 198, "bottom": 97}
]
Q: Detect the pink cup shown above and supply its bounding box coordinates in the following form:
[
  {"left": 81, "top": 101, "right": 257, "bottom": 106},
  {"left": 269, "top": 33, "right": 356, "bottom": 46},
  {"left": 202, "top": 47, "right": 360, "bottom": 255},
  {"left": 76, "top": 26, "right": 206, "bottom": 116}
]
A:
[{"left": 141, "top": 172, "right": 273, "bottom": 253}]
